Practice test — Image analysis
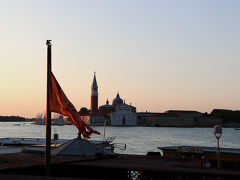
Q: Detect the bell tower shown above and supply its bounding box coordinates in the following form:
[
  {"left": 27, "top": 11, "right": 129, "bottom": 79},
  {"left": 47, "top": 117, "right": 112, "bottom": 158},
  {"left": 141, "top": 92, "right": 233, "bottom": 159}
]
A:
[{"left": 91, "top": 72, "right": 98, "bottom": 113}]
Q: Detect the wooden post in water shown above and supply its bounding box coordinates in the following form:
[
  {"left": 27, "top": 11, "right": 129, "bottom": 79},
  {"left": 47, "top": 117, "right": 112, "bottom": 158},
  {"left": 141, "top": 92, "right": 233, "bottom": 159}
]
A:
[{"left": 45, "top": 40, "right": 52, "bottom": 175}]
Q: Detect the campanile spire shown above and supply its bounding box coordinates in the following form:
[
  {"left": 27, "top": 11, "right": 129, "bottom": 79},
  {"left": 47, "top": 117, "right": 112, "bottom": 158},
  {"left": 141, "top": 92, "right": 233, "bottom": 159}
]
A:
[{"left": 91, "top": 72, "right": 98, "bottom": 113}]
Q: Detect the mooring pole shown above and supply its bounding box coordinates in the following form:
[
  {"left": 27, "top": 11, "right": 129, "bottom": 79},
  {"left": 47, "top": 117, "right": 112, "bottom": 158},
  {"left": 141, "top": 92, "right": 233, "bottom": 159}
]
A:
[
  {"left": 103, "top": 119, "right": 106, "bottom": 142},
  {"left": 45, "top": 40, "right": 52, "bottom": 176}
]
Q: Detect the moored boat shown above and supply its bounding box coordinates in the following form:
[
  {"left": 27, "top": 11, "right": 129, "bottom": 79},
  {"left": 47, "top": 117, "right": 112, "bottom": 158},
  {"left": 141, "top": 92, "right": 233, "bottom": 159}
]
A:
[
  {"left": 0, "top": 137, "right": 125, "bottom": 154},
  {"left": 158, "top": 146, "right": 240, "bottom": 169}
]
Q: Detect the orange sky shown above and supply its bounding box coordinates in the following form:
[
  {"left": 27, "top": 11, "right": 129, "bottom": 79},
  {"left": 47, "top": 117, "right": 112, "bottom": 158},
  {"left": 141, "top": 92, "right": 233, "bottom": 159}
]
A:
[{"left": 0, "top": 1, "right": 240, "bottom": 118}]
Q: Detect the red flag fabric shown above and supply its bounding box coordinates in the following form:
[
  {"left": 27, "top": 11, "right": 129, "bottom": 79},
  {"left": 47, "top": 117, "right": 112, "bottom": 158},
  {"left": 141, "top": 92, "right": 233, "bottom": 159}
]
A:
[{"left": 50, "top": 71, "right": 100, "bottom": 139}]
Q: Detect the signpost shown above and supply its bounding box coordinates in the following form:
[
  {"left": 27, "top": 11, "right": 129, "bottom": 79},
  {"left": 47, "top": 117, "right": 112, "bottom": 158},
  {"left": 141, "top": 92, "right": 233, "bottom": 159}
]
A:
[{"left": 213, "top": 125, "right": 222, "bottom": 169}]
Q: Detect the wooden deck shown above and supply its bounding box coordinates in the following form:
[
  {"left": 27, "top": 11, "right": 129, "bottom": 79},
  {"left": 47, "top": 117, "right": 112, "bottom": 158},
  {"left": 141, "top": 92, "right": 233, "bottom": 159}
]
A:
[{"left": 0, "top": 153, "right": 239, "bottom": 179}]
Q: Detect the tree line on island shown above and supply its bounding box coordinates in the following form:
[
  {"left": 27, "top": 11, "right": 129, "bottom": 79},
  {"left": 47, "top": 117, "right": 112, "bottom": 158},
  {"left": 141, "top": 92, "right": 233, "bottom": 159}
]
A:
[
  {"left": 0, "top": 116, "right": 26, "bottom": 122},
  {"left": 210, "top": 109, "right": 240, "bottom": 123}
]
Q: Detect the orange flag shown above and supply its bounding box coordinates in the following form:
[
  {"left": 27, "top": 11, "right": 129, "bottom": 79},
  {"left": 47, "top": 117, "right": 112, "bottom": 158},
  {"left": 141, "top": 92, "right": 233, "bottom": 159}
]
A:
[{"left": 50, "top": 71, "right": 100, "bottom": 139}]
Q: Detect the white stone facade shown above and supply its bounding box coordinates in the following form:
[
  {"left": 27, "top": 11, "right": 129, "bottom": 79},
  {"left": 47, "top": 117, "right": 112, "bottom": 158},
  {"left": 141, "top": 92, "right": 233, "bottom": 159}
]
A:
[{"left": 111, "top": 104, "right": 137, "bottom": 126}]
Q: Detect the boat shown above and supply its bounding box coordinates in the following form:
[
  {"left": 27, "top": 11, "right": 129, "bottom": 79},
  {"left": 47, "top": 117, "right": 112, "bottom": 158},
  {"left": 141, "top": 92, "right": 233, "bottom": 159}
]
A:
[
  {"left": 0, "top": 136, "right": 126, "bottom": 154},
  {"left": 0, "top": 137, "right": 68, "bottom": 146},
  {"left": 158, "top": 146, "right": 240, "bottom": 169},
  {"left": 235, "top": 128, "right": 240, "bottom": 130}
]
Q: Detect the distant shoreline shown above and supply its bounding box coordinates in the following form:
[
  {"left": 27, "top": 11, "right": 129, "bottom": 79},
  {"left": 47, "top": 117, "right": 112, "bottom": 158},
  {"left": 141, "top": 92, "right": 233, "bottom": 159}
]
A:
[
  {"left": 91, "top": 123, "right": 240, "bottom": 128},
  {"left": 0, "top": 121, "right": 239, "bottom": 128},
  {"left": 1, "top": 115, "right": 240, "bottom": 128},
  {"left": 0, "top": 116, "right": 33, "bottom": 122},
  {"left": 0, "top": 120, "right": 33, "bottom": 122},
  {"left": 143, "top": 123, "right": 240, "bottom": 128}
]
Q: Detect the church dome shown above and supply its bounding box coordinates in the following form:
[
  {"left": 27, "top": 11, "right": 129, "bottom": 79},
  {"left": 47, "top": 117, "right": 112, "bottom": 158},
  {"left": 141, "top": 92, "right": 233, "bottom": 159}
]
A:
[{"left": 112, "top": 93, "right": 123, "bottom": 107}]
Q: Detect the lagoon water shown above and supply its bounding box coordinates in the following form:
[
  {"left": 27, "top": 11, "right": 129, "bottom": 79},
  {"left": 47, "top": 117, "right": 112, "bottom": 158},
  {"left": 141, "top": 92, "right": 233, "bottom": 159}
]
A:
[{"left": 1, "top": 122, "right": 240, "bottom": 154}]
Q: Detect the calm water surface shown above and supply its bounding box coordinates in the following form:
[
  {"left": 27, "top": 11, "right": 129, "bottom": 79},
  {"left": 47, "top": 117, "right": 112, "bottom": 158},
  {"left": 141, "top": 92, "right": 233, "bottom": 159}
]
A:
[{"left": 1, "top": 122, "right": 240, "bottom": 154}]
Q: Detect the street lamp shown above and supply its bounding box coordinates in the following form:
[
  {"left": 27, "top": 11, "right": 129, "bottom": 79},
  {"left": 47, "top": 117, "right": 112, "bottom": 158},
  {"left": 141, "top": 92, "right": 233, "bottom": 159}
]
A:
[{"left": 213, "top": 125, "right": 222, "bottom": 168}]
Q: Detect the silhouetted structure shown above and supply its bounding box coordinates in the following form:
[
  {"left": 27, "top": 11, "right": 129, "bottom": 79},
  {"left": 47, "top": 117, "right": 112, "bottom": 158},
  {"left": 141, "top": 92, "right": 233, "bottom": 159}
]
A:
[{"left": 91, "top": 72, "right": 98, "bottom": 114}]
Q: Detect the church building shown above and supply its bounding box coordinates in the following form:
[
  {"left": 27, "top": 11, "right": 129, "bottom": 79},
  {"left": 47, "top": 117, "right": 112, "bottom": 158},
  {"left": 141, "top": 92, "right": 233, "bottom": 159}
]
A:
[{"left": 82, "top": 73, "right": 137, "bottom": 126}]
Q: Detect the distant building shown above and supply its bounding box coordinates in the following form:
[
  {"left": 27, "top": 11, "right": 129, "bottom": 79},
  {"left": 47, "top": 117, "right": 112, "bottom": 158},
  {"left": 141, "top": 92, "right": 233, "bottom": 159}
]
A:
[
  {"left": 99, "top": 99, "right": 114, "bottom": 116},
  {"left": 112, "top": 93, "right": 123, "bottom": 109},
  {"left": 111, "top": 95, "right": 137, "bottom": 126},
  {"left": 84, "top": 73, "right": 223, "bottom": 127},
  {"left": 57, "top": 115, "right": 64, "bottom": 126},
  {"left": 137, "top": 112, "right": 180, "bottom": 127},
  {"left": 86, "top": 73, "right": 137, "bottom": 126},
  {"left": 197, "top": 116, "right": 222, "bottom": 127},
  {"left": 81, "top": 115, "right": 105, "bottom": 126},
  {"left": 164, "top": 110, "right": 202, "bottom": 118},
  {"left": 137, "top": 110, "right": 222, "bottom": 127}
]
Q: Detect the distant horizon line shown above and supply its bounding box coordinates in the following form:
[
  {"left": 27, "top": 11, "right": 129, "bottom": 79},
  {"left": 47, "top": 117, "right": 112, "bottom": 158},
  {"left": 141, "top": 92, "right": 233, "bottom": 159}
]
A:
[{"left": 1, "top": 108, "right": 240, "bottom": 119}]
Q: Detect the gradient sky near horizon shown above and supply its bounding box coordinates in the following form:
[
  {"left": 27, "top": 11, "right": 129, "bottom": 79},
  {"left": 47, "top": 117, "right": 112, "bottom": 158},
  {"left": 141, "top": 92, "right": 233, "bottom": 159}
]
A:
[{"left": 0, "top": 0, "right": 240, "bottom": 118}]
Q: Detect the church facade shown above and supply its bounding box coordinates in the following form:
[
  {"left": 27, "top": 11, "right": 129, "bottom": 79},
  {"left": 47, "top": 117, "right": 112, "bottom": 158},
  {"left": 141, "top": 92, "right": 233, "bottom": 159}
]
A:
[{"left": 111, "top": 103, "right": 137, "bottom": 126}]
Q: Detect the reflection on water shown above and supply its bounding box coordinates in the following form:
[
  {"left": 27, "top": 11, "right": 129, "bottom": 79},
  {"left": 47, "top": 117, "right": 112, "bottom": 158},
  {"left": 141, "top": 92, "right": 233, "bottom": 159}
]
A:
[{"left": 0, "top": 122, "right": 240, "bottom": 154}]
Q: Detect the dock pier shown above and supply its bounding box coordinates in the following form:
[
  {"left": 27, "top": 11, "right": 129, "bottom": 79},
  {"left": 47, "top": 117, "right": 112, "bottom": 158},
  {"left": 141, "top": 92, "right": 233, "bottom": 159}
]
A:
[{"left": 0, "top": 152, "right": 239, "bottom": 180}]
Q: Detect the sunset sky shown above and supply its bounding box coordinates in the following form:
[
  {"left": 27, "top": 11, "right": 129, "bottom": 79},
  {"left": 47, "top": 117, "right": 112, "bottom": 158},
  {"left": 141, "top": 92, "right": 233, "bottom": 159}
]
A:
[{"left": 0, "top": 1, "right": 240, "bottom": 118}]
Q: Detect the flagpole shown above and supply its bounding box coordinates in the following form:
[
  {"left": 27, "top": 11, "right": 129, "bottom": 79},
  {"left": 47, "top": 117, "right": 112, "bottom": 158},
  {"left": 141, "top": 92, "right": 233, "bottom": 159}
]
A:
[{"left": 45, "top": 40, "right": 52, "bottom": 175}]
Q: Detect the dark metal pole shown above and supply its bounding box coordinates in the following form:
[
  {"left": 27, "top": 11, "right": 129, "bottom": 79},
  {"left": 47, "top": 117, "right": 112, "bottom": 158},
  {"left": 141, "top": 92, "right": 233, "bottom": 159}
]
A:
[
  {"left": 217, "top": 137, "right": 220, "bottom": 169},
  {"left": 45, "top": 40, "right": 52, "bottom": 176}
]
